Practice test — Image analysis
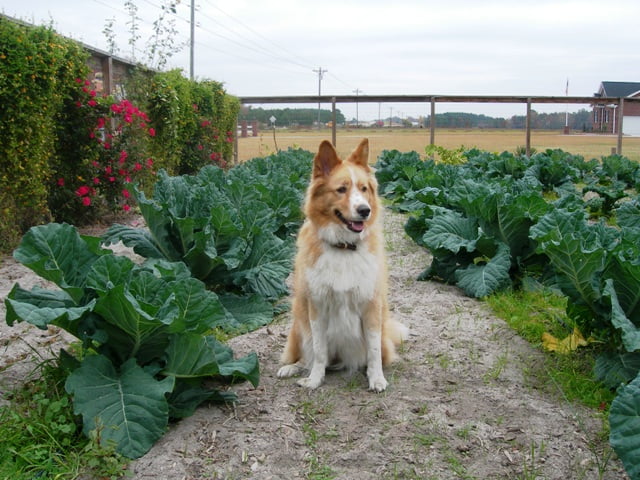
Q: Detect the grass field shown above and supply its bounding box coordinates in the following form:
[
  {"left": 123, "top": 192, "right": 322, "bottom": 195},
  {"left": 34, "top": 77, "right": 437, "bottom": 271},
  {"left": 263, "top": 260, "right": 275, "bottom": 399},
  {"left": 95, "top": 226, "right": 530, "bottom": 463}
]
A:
[{"left": 236, "top": 127, "right": 640, "bottom": 163}]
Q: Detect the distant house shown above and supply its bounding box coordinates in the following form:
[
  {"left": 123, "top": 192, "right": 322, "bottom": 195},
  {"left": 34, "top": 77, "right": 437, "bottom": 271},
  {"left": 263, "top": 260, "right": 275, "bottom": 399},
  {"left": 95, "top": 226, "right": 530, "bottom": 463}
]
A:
[{"left": 592, "top": 81, "right": 640, "bottom": 135}]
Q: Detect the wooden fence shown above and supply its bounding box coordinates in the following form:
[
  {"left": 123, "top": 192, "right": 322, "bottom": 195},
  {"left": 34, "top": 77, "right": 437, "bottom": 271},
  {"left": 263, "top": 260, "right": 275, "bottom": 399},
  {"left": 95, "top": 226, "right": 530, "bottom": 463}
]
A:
[{"left": 237, "top": 94, "right": 640, "bottom": 160}]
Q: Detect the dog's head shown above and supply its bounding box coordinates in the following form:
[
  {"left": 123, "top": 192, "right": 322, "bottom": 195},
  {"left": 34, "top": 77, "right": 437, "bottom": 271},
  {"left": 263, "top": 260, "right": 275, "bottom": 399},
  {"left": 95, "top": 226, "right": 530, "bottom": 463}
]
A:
[{"left": 305, "top": 138, "right": 379, "bottom": 244}]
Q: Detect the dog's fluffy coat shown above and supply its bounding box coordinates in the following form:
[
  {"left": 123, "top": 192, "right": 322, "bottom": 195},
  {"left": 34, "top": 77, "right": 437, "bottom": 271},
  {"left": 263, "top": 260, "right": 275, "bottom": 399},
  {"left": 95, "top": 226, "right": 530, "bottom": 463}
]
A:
[{"left": 277, "top": 138, "right": 407, "bottom": 392}]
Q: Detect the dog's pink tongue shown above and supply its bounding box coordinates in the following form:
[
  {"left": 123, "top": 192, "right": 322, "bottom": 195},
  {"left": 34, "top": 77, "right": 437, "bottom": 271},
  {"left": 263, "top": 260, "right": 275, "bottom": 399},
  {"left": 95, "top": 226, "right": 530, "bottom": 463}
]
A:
[{"left": 349, "top": 221, "right": 365, "bottom": 233}]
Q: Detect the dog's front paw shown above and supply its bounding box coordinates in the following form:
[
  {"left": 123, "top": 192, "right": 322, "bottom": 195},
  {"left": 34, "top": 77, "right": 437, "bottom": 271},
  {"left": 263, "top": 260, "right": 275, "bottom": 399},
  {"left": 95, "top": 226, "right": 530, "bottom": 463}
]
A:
[
  {"left": 277, "top": 364, "right": 303, "bottom": 378},
  {"left": 368, "top": 375, "right": 388, "bottom": 393},
  {"left": 297, "top": 375, "right": 323, "bottom": 390}
]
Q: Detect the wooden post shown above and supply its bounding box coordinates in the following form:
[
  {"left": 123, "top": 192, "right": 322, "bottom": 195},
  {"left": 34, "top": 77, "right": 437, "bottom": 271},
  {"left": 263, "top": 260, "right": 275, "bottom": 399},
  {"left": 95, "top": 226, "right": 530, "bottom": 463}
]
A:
[
  {"left": 617, "top": 98, "right": 624, "bottom": 155},
  {"left": 430, "top": 97, "right": 436, "bottom": 146},
  {"left": 525, "top": 98, "right": 532, "bottom": 157},
  {"left": 233, "top": 114, "right": 238, "bottom": 164},
  {"left": 102, "top": 56, "right": 113, "bottom": 95},
  {"left": 331, "top": 97, "right": 337, "bottom": 147}
]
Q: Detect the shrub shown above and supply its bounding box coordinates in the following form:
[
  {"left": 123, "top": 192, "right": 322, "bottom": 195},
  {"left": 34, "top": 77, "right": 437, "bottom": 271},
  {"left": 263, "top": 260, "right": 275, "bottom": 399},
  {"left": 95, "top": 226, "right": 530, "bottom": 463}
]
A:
[
  {"left": 127, "top": 69, "right": 239, "bottom": 175},
  {"left": 0, "top": 17, "right": 89, "bottom": 250}
]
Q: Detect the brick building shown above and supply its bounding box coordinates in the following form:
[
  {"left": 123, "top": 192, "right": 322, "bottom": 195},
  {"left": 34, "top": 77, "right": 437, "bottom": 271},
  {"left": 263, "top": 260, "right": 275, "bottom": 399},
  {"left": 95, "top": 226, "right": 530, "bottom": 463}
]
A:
[{"left": 592, "top": 81, "right": 640, "bottom": 135}]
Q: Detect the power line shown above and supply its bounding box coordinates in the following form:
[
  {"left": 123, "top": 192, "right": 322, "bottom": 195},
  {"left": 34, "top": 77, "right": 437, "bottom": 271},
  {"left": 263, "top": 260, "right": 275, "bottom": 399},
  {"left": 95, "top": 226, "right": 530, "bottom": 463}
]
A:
[{"left": 203, "top": 0, "right": 314, "bottom": 70}]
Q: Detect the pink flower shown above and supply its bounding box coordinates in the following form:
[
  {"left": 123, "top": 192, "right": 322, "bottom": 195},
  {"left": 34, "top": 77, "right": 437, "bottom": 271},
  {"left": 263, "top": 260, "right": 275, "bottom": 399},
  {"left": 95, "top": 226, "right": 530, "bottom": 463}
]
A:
[
  {"left": 105, "top": 166, "right": 113, "bottom": 174},
  {"left": 89, "top": 90, "right": 96, "bottom": 98},
  {"left": 57, "top": 178, "right": 65, "bottom": 186},
  {"left": 88, "top": 99, "right": 97, "bottom": 107},
  {"left": 122, "top": 189, "right": 131, "bottom": 198},
  {"left": 82, "top": 196, "right": 91, "bottom": 206},
  {"left": 75, "top": 78, "right": 83, "bottom": 84},
  {"left": 148, "top": 127, "right": 156, "bottom": 137},
  {"left": 133, "top": 163, "right": 143, "bottom": 171},
  {"left": 197, "top": 145, "right": 204, "bottom": 151},
  {"left": 76, "top": 185, "right": 90, "bottom": 196},
  {"left": 109, "top": 176, "right": 116, "bottom": 183},
  {"left": 146, "top": 158, "right": 154, "bottom": 167},
  {"left": 97, "top": 117, "right": 106, "bottom": 128},
  {"left": 119, "top": 151, "right": 128, "bottom": 164},
  {"left": 75, "top": 101, "right": 82, "bottom": 108},
  {"left": 123, "top": 204, "right": 131, "bottom": 212},
  {"left": 93, "top": 177, "right": 100, "bottom": 185}
]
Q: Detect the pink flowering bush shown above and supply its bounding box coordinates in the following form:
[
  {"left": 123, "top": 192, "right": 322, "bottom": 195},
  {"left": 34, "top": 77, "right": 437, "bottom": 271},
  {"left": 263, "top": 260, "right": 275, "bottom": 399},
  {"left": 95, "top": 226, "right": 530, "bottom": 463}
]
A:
[{"left": 52, "top": 79, "right": 155, "bottom": 219}]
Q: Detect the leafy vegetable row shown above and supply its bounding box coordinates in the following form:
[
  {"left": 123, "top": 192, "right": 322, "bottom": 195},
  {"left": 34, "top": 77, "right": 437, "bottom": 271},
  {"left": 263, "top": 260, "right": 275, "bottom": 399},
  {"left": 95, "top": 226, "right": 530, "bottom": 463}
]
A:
[
  {"left": 5, "top": 148, "right": 313, "bottom": 460},
  {"left": 375, "top": 148, "right": 640, "bottom": 478}
]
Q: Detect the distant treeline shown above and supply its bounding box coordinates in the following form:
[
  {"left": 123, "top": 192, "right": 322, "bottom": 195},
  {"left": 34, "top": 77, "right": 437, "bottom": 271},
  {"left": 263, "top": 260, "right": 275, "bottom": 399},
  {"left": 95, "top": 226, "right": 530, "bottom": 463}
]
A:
[
  {"left": 427, "top": 109, "right": 593, "bottom": 130},
  {"left": 240, "top": 106, "right": 593, "bottom": 130},
  {"left": 239, "top": 107, "right": 346, "bottom": 126}
]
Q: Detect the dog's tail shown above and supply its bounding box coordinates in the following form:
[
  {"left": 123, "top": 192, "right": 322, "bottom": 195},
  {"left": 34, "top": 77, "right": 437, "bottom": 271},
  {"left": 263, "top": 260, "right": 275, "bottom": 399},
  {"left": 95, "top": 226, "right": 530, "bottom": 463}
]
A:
[{"left": 382, "top": 319, "right": 409, "bottom": 365}]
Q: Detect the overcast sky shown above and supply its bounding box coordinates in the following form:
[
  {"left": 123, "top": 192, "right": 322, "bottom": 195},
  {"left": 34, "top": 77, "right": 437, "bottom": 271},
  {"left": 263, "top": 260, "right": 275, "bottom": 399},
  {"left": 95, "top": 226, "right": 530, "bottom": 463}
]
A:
[{"left": 4, "top": 0, "right": 640, "bottom": 120}]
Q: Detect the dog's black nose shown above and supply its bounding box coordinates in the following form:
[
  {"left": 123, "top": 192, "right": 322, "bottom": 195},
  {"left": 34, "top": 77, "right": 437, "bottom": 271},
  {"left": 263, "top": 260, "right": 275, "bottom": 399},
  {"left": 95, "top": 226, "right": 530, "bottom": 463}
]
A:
[{"left": 357, "top": 205, "right": 371, "bottom": 218}]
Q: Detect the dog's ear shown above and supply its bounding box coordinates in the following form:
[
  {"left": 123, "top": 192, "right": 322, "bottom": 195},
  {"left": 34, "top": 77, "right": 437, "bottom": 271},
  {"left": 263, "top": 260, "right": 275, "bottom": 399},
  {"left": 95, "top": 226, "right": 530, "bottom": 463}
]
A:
[
  {"left": 313, "top": 140, "right": 341, "bottom": 178},
  {"left": 347, "top": 138, "right": 370, "bottom": 170}
]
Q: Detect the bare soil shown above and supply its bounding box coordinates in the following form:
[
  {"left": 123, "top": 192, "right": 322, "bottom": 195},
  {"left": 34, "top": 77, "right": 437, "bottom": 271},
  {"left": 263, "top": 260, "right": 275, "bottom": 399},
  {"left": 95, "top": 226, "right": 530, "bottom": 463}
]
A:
[{"left": 0, "top": 210, "right": 628, "bottom": 480}]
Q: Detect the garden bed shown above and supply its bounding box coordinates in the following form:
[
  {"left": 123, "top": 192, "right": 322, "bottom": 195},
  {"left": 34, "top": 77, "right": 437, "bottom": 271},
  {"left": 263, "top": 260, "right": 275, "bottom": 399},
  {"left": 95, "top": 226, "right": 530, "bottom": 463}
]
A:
[{"left": 0, "top": 209, "right": 622, "bottom": 478}]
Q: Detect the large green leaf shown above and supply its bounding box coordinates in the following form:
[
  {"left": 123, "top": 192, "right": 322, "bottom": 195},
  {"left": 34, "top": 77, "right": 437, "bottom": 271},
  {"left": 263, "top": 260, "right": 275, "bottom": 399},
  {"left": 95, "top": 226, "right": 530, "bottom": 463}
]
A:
[
  {"left": 85, "top": 254, "right": 135, "bottom": 294},
  {"left": 5, "top": 284, "right": 95, "bottom": 330},
  {"left": 594, "top": 351, "right": 640, "bottom": 389},
  {"left": 65, "top": 356, "right": 174, "bottom": 459},
  {"left": 530, "top": 209, "right": 609, "bottom": 317},
  {"left": 102, "top": 223, "right": 166, "bottom": 259},
  {"left": 422, "top": 207, "right": 479, "bottom": 254},
  {"left": 610, "top": 373, "right": 640, "bottom": 480},
  {"left": 604, "top": 280, "right": 640, "bottom": 352},
  {"left": 605, "top": 243, "right": 640, "bottom": 324},
  {"left": 167, "top": 380, "right": 237, "bottom": 419},
  {"left": 167, "top": 277, "right": 227, "bottom": 334},
  {"left": 219, "top": 293, "right": 274, "bottom": 333},
  {"left": 94, "top": 284, "right": 168, "bottom": 361},
  {"left": 163, "top": 334, "right": 260, "bottom": 387},
  {"left": 13, "top": 223, "right": 103, "bottom": 303},
  {"left": 455, "top": 243, "right": 512, "bottom": 298},
  {"left": 224, "top": 233, "right": 293, "bottom": 299}
]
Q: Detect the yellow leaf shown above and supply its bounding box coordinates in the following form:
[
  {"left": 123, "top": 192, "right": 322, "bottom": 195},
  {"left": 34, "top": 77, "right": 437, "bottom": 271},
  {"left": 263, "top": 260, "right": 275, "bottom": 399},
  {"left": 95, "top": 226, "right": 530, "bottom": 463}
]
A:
[{"left": 542, "top": 327, "right": 589, "bottom": 354}]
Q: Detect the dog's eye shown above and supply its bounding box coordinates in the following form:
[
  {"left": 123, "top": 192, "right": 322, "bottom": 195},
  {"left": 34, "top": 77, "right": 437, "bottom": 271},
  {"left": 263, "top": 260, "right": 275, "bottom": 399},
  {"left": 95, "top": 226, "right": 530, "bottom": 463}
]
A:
[
  {"left": 361, "top": 185, "right": 367, "bottom": 192},
  {"left": 337, "top": 186, "right": 347, "bottom": 194}
]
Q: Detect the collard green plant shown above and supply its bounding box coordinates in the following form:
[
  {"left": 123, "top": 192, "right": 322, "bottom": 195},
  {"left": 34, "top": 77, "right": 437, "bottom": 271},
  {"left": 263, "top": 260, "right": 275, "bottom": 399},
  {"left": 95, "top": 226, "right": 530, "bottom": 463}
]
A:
[
  {"left": 102, "top": 149, "right": 313, "bottom": 316},
  {"left": 5, "top": 223, "right": 259, "bottom": 459}
]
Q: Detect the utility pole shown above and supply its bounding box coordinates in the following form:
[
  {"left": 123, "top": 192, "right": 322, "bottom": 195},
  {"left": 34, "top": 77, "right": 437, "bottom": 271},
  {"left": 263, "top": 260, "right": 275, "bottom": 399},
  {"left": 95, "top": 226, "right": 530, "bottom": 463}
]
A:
[
  {"left": 313, "top": 67, "right": 327, "bottom": 129},
  {"left": 353, "top": 88, "right": 362, "bottom": 127},
  {"left": 189, "top": 0, "right": 195, "bottom": 80}
]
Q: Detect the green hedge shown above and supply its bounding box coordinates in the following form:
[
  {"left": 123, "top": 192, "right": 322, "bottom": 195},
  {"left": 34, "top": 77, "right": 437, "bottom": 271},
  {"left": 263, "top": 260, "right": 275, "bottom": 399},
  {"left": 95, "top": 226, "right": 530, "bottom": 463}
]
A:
[
  {"left": 0, "top": 17, "right": 89, "bottom": 251},
  {"left": 128, "top": 69, "right": 240, "bottom": 175}
]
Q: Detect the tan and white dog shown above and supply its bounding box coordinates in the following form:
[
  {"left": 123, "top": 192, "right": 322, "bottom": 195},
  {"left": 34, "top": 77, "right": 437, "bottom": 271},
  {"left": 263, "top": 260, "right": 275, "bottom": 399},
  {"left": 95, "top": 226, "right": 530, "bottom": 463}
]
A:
[{"left": 277, "top": 138, "right": 408, "bottom": 392}]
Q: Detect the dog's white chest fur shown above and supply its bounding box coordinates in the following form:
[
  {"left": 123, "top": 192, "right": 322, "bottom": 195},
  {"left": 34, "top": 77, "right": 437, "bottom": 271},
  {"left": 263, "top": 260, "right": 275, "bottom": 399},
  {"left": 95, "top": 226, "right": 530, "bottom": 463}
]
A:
[
  {"left": 304, "top": 245, "right": 379, "bottom": 370},
  {"left": 306, "top": 245, "right": 379, "bottom": 303}
]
